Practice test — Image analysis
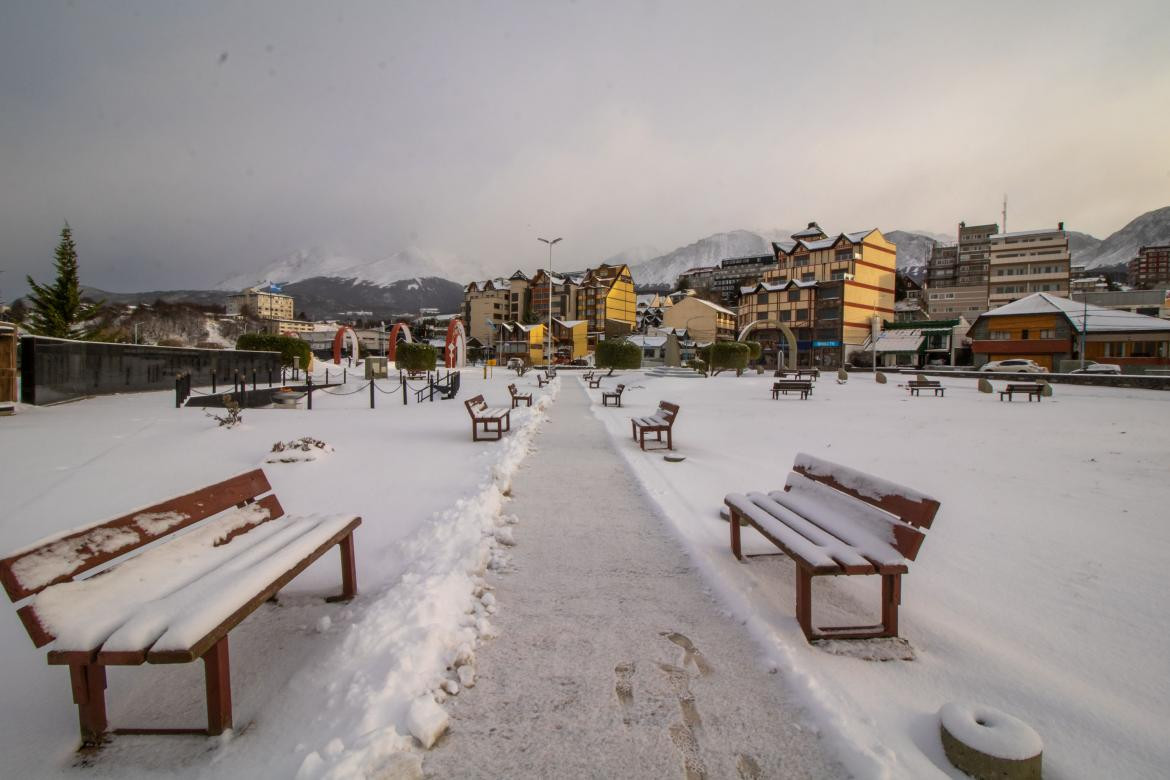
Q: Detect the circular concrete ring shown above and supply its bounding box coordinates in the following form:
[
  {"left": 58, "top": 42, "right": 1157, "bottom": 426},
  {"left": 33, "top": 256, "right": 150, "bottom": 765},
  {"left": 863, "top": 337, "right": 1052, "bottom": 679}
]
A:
[{"left": 939, "top": 702, "right": 1042, "bottom": 780}]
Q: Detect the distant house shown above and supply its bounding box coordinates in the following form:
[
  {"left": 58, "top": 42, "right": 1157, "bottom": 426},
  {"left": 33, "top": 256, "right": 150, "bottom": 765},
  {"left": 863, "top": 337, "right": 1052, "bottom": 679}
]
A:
[{"left": 968, "top": 292, "right": 1170, "bottom": 371}]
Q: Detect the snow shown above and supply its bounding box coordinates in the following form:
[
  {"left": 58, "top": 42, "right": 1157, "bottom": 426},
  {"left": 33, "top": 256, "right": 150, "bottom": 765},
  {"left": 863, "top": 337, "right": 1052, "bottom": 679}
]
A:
[
  {"left": 587, "top": 371, "right": 1170, "bottom": 778},
  {"left": 0, "top": 367, "right": 556, "bottom": 777},
  {"left": 938, "top": 701, "right": 1043, "bottom": 761},
  {"left": 405, "top": 696, "right": 449, "bottom": 749},
  {"left": 979, "top": 292, "right": 1170, "bottom": 333}
]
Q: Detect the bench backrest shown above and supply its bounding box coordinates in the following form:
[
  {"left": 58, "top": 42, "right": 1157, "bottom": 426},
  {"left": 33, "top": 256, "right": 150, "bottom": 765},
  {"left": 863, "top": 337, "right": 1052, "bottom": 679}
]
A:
[
  {"left": 507, "top": 383, "right": 518, "bottom": 395},
  {"left": 465, "top": 394, "right": 487, "bottom": 415},
  {"left": 657, "top": 401, "right": 680, "bottom": 425},
  {"left": 0, "top": 470, "right": 282, "bottom": 645},
  {"left": 615, "top": 384, "right": 625, "bottom": 393},
  {"left": 790, "top": 453, "right": 940, "bottom": 551}
]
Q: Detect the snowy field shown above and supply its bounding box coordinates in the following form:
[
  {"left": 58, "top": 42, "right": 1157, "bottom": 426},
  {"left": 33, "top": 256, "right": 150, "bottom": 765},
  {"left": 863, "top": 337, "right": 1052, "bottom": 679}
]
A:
[
  {"left": 0, "top": 366, "right": 554, "bottom": 779},
  {"left": 586, "top": 370, "right": 1170, "bottom": 779}
]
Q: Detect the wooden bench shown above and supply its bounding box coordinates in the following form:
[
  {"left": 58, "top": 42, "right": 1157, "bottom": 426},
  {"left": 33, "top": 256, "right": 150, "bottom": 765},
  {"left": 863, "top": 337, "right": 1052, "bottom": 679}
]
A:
[
  {"left": 772, "top": 380, "right": 812, "bottom": 399},
  {"left": 631, "top": 401, "right": 680, "bottom": 451},
  {"left": 602, "top": 384, "right": 626, "bottom": 407},
  {"left": 465, "top": 394, "right": 511, "bottom": 441},
  {"left": 725, "top": 453, "right": 940, "bottom": 642},
  {"left": 588, "top": 375, "right": 603, "bottom": 389},
  {"left": 908, "top": 379, "right": 945, "bottom": 397},
  {"left": 1000, "top": 382, "right": 1044, "bottom": 402},
  {"left": 507, "top": 383, "right": 532, "bottom": 408},
  {"left": 537, "top": 374, "right": 550, "bottom": 388},
  {"left": 0, "top": 469, "right": 360, "bottom": 746}
]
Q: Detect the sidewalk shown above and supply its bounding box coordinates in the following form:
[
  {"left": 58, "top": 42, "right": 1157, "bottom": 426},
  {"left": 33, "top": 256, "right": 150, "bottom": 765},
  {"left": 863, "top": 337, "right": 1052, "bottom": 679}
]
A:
[{"left": 426, "top": 380, "right": 840, "bottom": 778}]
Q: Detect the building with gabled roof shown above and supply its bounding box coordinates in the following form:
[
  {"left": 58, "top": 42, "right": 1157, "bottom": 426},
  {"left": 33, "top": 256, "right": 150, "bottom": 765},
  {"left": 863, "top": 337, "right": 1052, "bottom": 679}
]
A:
[
  {"left": 736, "top": 223, "right": 896, "bottom": 368},
  {"left": 969, "top": 292, "right": 1170, "bottom": 370}
]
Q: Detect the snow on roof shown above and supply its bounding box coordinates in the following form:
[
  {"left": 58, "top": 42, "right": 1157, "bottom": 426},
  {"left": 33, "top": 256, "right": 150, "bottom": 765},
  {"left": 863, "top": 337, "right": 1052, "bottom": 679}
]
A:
[
  {"left": 554, "top": 319, "right": 587, "bottom": 328},
  {"left": 685, "top": 297, "right": 736, "bottom": 315},
  {"left": 844, "top": 229, "right": 875, "bottom": 242},
  {"left": 742, "top": 279, "right": 819, "bottom": 294},
  {"left": 980, "top": 292, "right": 1170, "bottom": 333},
  {"left": 868, "top": 329, "right": 925, "bottom": 353},
  {"left": 627, "top": 335, "right": 667, "bottom": 347}
]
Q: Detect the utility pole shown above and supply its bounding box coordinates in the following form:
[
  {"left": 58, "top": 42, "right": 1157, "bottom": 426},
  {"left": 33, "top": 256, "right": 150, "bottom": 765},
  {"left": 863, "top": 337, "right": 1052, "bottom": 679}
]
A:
[
  {"left": 1002, "top": 194, "right": 1008, "bottom": 234},
  {"left": 1080, "top": 296, "right": 1087, "bottom": 370},
  {"left": 538, "top": 237, "right": 562, "bottom": 368}
]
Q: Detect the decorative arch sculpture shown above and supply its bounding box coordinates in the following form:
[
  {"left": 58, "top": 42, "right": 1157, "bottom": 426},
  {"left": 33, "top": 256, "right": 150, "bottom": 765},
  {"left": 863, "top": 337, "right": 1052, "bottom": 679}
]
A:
[
  {"left": 444, "top": 319, "right": 467, "bottom": 368},
  {"left": 739, "top": 320, "right": 798, "bottom": 371},
  {"left": 387, "top": 322, "right": 414, "bottom": 362},
  {"left": 332, "top": 326, "right": 361, "bottom": 364}
]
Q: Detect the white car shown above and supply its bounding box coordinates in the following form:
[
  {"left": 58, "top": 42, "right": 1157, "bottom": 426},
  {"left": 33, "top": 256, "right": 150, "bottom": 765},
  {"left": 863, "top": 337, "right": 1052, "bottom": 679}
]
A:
[
  {"left": 980, "top": 359, "right": 1049, "bottom": 374},
  {"left": 1069, "top": 363, "right": 1122, "bottom": 375}
]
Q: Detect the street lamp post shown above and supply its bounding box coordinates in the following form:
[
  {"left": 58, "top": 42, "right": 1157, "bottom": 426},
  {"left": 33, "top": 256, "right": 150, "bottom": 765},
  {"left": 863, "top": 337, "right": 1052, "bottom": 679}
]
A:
[{"left": 538, "top": 237, "right": 562, "bottom": 368}]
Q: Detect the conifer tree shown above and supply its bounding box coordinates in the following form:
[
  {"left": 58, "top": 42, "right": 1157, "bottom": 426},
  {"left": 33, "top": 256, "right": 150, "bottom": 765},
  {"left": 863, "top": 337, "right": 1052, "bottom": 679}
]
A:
[{"left": 25, "top": 223, "right": 102, "bottom": 338}]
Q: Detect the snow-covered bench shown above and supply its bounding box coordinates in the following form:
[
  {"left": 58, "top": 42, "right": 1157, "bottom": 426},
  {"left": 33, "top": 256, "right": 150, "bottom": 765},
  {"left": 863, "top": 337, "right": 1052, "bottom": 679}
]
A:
[
  {"left": 724, "top": 453, "right": 941, "bottom": 642},
  {"left": 601, "top": 383, "right": 625, "bottom": 407},
  {"left": 507, "top": 383, "right": 532, "bottom": 408},
  {"left": 0, "top": 469, "right": 360, "bottom": 746},
  {"left": 772, "top": 380, "right": 812, "bottom": 399},
  {"left": 464, "top": 394, "right": 511, "bottom": 441},
  {"left": 908, "top": 379, "right": 945, "bottom": 396},
  {"left": 631, "top": 401, "right": 680, "bottom": 451}
]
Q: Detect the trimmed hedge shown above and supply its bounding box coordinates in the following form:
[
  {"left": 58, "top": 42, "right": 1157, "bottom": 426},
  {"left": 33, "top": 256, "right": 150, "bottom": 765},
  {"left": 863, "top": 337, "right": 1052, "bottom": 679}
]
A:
[
  {"left": 700, "top": 341, "right": 750, "bottom": 375},
  {"left": 744, "top": 340, "right": 763, "bottom": 361},
  {"left": 236, "top": 333, "right": 312, "bottom": 368},
  {"left": 596, "top": 339, "right": 642, "bottom": 370},
  {"left": 395, "top": 342, "right": 438, "bottom": 372}
]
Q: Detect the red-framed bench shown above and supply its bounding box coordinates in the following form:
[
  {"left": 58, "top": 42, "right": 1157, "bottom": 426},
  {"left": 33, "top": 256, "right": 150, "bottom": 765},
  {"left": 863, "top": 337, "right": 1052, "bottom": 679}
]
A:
[
  {"left": 0, "top": 469, "right": 360, "bottom": 746},
  {"left": 725, "top": 453, "right": 940, "bottom": 642},
  {"left": 465, "top": 394, "right": 511, "bottom": 441},
  {"left": 631, "top": 401, "right": 680, "bottom": 451},
  {"left": 601, "top": 384, "right": 626, "bottom": 407},
  {"left": 507, "top": 383, "right": 532, "bottom": 408}
]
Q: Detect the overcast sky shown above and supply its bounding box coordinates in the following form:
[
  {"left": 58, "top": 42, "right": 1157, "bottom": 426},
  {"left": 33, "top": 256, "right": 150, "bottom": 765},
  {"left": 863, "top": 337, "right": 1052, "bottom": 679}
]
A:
[{"left": 1, "top": 0, "right": 1168, "bottom": 296}]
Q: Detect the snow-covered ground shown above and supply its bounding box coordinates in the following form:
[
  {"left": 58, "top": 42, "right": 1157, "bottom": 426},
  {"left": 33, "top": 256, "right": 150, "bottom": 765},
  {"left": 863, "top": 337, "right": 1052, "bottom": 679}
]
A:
[
  {"left": 0, "top": 366, "right": 554, "bottom": 778},
  {"left": 585, "top": 370, "right": 1170, "bottom": 779}
]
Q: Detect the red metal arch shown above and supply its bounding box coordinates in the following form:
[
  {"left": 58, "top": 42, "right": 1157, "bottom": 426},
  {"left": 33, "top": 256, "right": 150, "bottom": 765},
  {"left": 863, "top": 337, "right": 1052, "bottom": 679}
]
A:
[
  {"left": 388, "top": 322, "right": 413, "bottom": 361},
  {"left": 444, "top": 319, "right": 466, "bottom": 368},
  {"left": 332, "top": 326, "right": 360, "bottom": 364}
]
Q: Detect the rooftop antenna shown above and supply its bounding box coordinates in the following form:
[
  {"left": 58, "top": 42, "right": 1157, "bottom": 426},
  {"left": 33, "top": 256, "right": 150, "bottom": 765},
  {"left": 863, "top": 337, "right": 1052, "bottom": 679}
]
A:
[{"left": 1002, "top": 194, "right": 1008, "bottom": 233}]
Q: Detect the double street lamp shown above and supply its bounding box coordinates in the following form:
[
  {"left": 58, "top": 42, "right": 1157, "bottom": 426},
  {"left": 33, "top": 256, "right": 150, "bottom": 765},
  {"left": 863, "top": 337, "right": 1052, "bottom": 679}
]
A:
[{"left": 538, "top": 236, "right": 562, "bottom": 368}]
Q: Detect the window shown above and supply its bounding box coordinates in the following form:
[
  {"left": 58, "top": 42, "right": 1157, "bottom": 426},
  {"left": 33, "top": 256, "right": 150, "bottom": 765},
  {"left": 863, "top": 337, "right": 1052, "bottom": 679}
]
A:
[
  {"left": 801, "top": 272, "right": 815, "bottom": 282},
  {"left": 779, "top": 310, "right": 792, "bottom": 322},
  {"left": 989, "top": 330, "right": 1012, "bottom": 340},
  {"left": 757, "top": 293, "right": 769, "bottom": 305},
  {"left": 787, "top": 290, "right": 801, "bottom": 302},
  {"left": 835, "top": 249, "right": 852, "bottom": 262},
  {"left": 795, "top": 309, "right": 809, "bottom": 321}
]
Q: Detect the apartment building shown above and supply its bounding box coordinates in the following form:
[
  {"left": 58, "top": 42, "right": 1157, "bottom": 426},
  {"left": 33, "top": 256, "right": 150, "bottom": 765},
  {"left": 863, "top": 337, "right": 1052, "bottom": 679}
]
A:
[
  {"left": 735, "top": 222, "right": 897, "bottom": 368},
  {"left": 462, "top": 278, "right": 511, "bottom": 345},
  {"left": 577, "top": 263, "right": 636, "bottom": 344},
  {"left": 987, "top": 225, "right": 1070, "bottom": 308},
  {"left": 680, "top": 255, "right": 777, "bottom": 306},
  {"left": 1128, "top": 245, "right": 1170, "bottom": 288},
  {"left": 530, "top": 269, "right": 582, "bottom": 323},
  {"left": 925, "top": 222, "right": 996, "bottom": 321},
  {"left": 226, "top": 285, "right": 314, "bottom": 333}
]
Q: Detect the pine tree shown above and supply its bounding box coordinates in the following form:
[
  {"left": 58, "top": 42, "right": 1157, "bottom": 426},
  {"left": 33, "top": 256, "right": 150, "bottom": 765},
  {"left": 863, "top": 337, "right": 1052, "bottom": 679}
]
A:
[{"left": 25, "top": 223, "right": 103, "bottom": 338}]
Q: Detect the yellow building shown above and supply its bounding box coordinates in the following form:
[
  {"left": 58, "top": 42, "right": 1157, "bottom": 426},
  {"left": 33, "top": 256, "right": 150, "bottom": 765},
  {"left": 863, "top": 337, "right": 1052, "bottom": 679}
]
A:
[
  {"left": 660, "top": 296, "right": 737, "bottom": 343},
  {"left": 463, "top": 278, "right": 511, "bottom": 345},
  {"left": 735, "top": 222, "right": 896, "bottom": 368},
  {"left": 551, "top": 319, "right": 588, "bottom": 360},
  {"left": 578, "top": 263, "right": 636, "bottom": 345},
  {"left": 498, "top": 321, "right": 546, "bottom": 365}
]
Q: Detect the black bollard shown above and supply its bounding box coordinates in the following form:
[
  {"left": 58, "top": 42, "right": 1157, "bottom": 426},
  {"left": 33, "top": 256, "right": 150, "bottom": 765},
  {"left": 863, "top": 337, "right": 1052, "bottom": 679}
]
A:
[
  {"left": 307, "top": 375, "right": 313, "bottom": 410},
  {"left": 252, "top": 369, "right": 257, "bottom": 393},
  {"left": 402, "top": 375, "right": 407, "bottom": 405},
  {"left": 343, "top": 368, "right": 347, "bottom": 384},
  {"left": 369, "top": 379, "right": 375, "bottom": 409},
  {"left": 211, "top": 368, "right": 217, "bottom": 394},
  {"left": 326, "top": 368, "right": 330, "bottom": 385},
  {"left": 268, "top": 368, "right": 273, "bottom": 388},
  {"left": 175, "top": 374, "right": 183, "bottom": 408}
]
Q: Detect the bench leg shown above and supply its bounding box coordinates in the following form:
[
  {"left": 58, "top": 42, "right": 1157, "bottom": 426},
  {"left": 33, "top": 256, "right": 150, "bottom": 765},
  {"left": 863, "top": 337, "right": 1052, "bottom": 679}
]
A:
[
  {"left": 202, "top": 637, "right": 232, "bottom": 736},
  {"left": 334, "top": 533, "right": 357, "bottom": 601},
  {"left": 69, "top": 663, "right": 108, "bottom": 746},
  {"left": 795, "top": 568, "right": 814, "bottom": 641},
  {"left": 729, "top": 508, "right": 742, "bottom": 560},
  {"left": 882, "top": 574, "right": 900, "bottom": 638}
]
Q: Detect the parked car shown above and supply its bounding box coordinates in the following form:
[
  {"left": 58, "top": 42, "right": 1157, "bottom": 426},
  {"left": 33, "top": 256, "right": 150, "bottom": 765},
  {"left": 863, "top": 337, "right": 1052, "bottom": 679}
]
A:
[
  {"left": 1069, "top": 363, "right": 1122, "bottom": 375},
  {"left": 506, "top": 357, "right": 524, "bottom": 370},
  {"left": 980, "top": 359, "right": 1049, "bottom": 373}
]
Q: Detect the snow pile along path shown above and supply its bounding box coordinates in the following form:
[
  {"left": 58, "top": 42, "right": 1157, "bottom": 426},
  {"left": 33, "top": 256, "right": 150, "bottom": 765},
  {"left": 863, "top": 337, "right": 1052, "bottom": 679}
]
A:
[
  {"left": 426, "top": 381, "right": 839, "bottom": 778},
  {"left": 209, "top": 381, "right": 561, "bottom": 780}
]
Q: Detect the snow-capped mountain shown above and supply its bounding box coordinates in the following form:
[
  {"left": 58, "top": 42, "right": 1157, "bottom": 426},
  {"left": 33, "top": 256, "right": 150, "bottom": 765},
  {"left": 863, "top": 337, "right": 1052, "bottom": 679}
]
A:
[
  {"left": 217, "top": 246, "right": 483, "bottom": 291},
  {"left": 628, "top": 227, "right": 945, "bottom": 288},
  {"left": 1077, "top": 206, "right": 1170, "bottom": 269},
  {"left": 628, "top": 230, "right": 776, "bottom": 286}
]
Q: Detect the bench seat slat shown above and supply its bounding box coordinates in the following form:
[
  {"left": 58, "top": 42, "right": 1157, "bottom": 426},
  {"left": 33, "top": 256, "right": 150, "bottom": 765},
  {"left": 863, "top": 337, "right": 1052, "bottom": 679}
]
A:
[
  {"left": 89, "top": 515, "right": 355, "bottom": 660},
  {"left": 773, "top": 473, "right": 918, "bottom": 564},
  {"left": 742, "top": 493, "right": 877, "bottom": 573},
  {"left": 724, "top": 494, "right": 842, "bottom": 573}
]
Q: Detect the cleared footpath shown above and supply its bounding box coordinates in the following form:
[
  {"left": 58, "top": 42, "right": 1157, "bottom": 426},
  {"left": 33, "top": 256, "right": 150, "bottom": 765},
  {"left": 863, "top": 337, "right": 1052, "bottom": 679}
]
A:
[{"left": 426, "top": 379, "right": 841, "bottom": 778}]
